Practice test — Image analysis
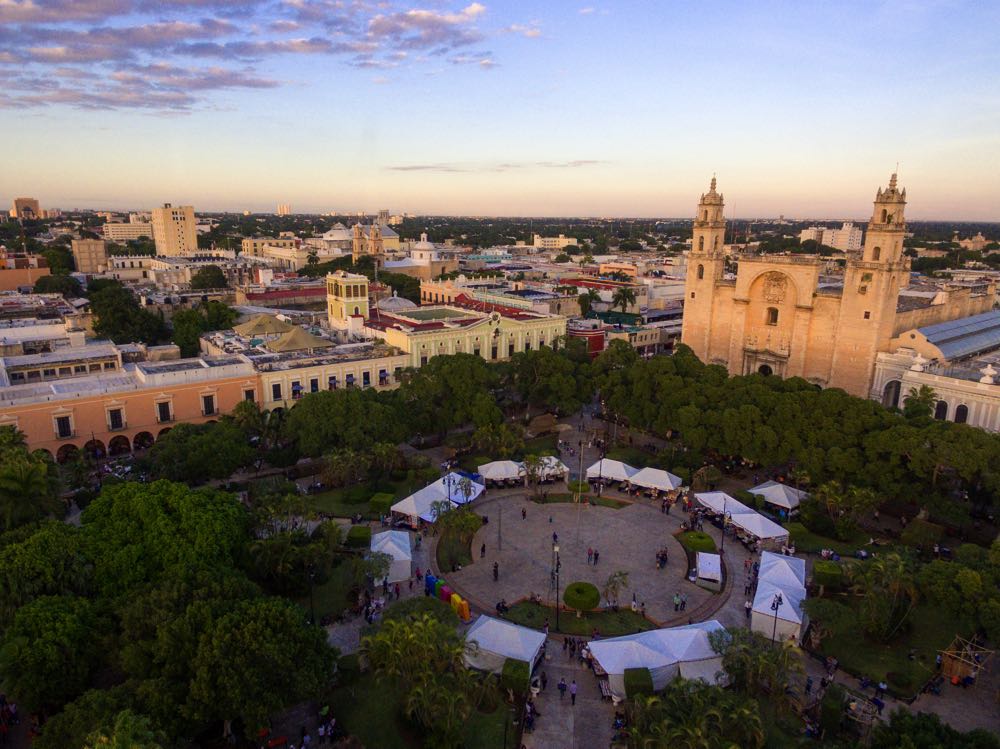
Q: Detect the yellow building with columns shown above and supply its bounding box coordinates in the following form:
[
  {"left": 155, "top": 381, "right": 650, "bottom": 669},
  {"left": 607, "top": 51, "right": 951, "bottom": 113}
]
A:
[{"left": 680, "top": 175, "right": 992, "bottom": 397}]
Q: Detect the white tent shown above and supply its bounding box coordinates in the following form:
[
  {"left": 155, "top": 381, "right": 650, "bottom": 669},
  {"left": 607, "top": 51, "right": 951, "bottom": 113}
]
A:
[
  {"left": 730, "top": 513, "right": 790, "bottom": 542},
  {"left": 390, "top": 485, "right": 456, "bottom": 526},
  {"left": 696, "top": 552, "right": 722, "bottom": 582},
  {"left": 630, "top": 466, "right": 683, "bottom": 491},
  {"left": 429, "top": 472, "right": 485, "bottom": 506},
  {"left": 370, "top": 530, "right": 412, "bottom": 583},
  {"left": 694, "top": 491, "right": 754, "bottom": 516},
  {"left": 478, "top": 460, "right": 523, "bottom": 481},
  {"left": 750, "top": 580, "right": 807, "bottom": 643},
  {"left": 757, "top": 551, "right": 806, "bottom": 588},
  {"left": 586, "top": 459, "right": 637, "bottom": 482},
  {"left": 588, "top": 621, "right": 726, "bottom": 698},
  {"left": 747, "top": 480, "right": 808, "bottom": 511},
  {"left": 464, "top": 615, "right": 547, "bottom": 673},
  {"left": 538, "top": 455, "right": 569, "bottom": 479}
]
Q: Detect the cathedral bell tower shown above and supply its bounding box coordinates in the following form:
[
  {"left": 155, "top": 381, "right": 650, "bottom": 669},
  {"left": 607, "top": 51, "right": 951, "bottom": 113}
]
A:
[
  {"left": 831, "top": 173, "right": 911, "bottom": 395},
  {"left": 681, "top": 177, "right": 727, "bottom": 361}
]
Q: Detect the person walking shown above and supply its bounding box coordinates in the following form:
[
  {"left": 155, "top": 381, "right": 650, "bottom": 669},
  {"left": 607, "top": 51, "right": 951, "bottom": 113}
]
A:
[
  {"left": 394, "top": 583, "right": 401, "bottom": 600},
  {"left": 493, "top": 562, "right": 499, "bottom": 581},
  {"left": 541, "top": 671, "right": 548, "bottom": 691},
  {"left": 587, "top": 547, "right": 593, "bottom": 564},
  {"left": 558, "top": 678, "right": 567, "bottom": 700},
  {"left": 680, "top": 593, "right": 687, "bottom": 611},
  {"left": 745, "top": 600, "right": 752, "bottom": 620},
  {"left": 570, "top": 680, "right": 578, "bottom": 705},
  {"left": 673, "top": 593, "right": 681, "bottom": 612},
  {"left": 522, "top": 507, "right": 527, "bottom": 520},
  {"left": 481, "top": 543, "right": 486, "bottom": 558},
  {"left": 805, "top": 676, "right": 813, "bottom": 695},
  {"left": 593, "top": 549, "right": 600, "bottom": 565}
]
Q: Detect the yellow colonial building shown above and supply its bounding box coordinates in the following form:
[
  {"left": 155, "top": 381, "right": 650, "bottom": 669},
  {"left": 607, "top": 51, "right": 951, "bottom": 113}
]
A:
[{"left": 681, "top": 175, "right": 993, "bottom": 397}]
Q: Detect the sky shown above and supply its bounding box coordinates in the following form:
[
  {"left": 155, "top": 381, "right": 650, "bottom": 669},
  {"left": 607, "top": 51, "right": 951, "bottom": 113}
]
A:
[{"left": 1, "top": 0, "right": 998, "bottom": 219}]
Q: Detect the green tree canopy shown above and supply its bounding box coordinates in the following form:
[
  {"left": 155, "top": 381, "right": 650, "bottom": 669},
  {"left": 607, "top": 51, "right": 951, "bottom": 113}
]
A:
[{"left": 189, "top": 264, "right": 228, "bottom": 290}]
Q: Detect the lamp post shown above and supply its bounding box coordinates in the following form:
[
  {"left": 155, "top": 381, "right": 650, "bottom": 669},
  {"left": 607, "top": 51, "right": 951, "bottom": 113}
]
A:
[
  {"left": 770, "top": 592, "right": 784, "bottom": 644},
  {"left": 554, "top": 543, "right": 561, "bottom": 632},
  {"left": 307, "top": 562, "right": 317, "bottom": 626}
]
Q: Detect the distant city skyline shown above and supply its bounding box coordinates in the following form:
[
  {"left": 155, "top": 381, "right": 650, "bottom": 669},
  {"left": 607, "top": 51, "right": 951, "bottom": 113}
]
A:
[{"left": 2, "top": 1, "right": 998, "bottom": 219}]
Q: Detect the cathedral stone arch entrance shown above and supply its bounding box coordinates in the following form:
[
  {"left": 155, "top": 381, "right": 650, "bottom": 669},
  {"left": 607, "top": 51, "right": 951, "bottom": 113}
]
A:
[{"left": 758, "top": 364, "right": 773, "bottom": 376}]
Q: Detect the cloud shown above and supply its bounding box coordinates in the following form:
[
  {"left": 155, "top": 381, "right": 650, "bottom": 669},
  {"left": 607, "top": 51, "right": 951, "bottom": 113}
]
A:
[
  {"left": 0, "top": 1, "right": 539, "bottom": 111},
  {"left": 386, "top": 160, "right": 606, "bottom": 173}
]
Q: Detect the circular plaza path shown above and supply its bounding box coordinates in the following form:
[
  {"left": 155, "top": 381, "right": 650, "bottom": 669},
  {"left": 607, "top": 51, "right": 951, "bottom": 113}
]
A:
[{"left": 439, "top": 492, "right": 730, "bottom": 626}]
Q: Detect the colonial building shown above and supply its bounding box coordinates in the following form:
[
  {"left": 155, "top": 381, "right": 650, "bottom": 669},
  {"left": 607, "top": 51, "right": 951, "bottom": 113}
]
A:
[{"left": 680, "top": 175, "right": 994, "bottom": 398}]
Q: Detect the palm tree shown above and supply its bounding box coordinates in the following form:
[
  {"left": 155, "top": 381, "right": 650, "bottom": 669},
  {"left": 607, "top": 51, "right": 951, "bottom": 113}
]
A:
[
  {"left": 611, "top": 286, "right": 637, "bottom": 314},
  {"left": 903, "top": 384, "right": 937, "bottom": 420},
  {"left": 602, "top": 570, "right": 629, "bottom": 608},
  {"left": 0, "top": 457, "right": 62, "bottom": 530},
  {"left": 577, "top": 288, "right": 600, "bottom": 317}
]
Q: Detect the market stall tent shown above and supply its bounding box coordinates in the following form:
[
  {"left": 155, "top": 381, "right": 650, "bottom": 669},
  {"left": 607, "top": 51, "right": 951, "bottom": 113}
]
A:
[
  {"left": 464, "top": 615, "right": 547, "bottom": 673},
  {"left": 750, "top": 552, "right": 808, "bottom": 643},
  {"left": 390, "top": 485, "right": 455, "bottom": 526},
  {"left": 730, "top": 513, "right": 790, "bottom": 544},
  {"left": 694, "top": 491, "right": 754, "bottom": 516},
  {"left": 478, "top": 460, "right": 523, "bottom": 481},
  {"left": 430, "top": 472, "right": 485, "bottom": 506},
  {"left": 747, "top": 481, "right": 808, "bottom": 512},
  {"left": 630, "top": 467, "right": 683, "bottom": 491},
  {"left": 370, "top": 530, "right": 412, "bottom": 583},
  {"left": 586, "top": 459, "right": 637, "bottom": 482},
  {"left": 757, "top": 551, "right": 806, "bottom": 588},
  {"left": 538, "top": 455, "right": 569, "bottom": 479},
  {"left": 588, "top": 621, "right": 726, "bottom": 698},
  {"left": 695, "top": 551, "right": 722, "bottom": 591}
]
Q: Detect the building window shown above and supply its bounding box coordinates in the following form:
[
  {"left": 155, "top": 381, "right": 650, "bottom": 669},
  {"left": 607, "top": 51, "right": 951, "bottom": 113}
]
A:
[
  {"left": 328, "top": 375, "right": 338, "bottom": 390},
  {"left": 525, "top": 341, "right": 531, "bottom": 351},
  {"left": 864, "top": 311, "right": 871, "bottom": 319},
  {"left": 346, "top": 374, "right": 355, "bottom": 388},
  {"left": 697, "top": 264, "right": 704, "bottom": 280},
  {"left": 56, "top": 416, "right": 73, "bottom": 439},
  {"left": 420, "top": 355, "right": 428, "bottom": 366},
  {"left": 42, "top": 368, "right": 56, "bottom": 378},
  {"left": 765, "top": 307, "right": 779, "bottom": 326},
  {"left": 310, "top": 378, "right": 319, "bottom": 393},
  {"left": 508, "top": 343, "right": 515, "bottom": 357},
  {"left": 202, "top": 394, "right": 216, "bottom": 416},
  {"left": 108, "top": 409, "right": 124, "bottom": 430},
  {"left": 955, "top": 405, "right": 969, "bottom": 424},
  {"left": 74, "top": 365, "right": 87, "bottom": 373},
  {"left": 872, "top": 247, "right": 881, "bottom": 261},
  {"left": 362, "top": 371, "right": 371, "bottom": 387},
  {"left": 291, "top": 381, "right": 302, "bottom": 400},
  {"left": 244, "top": 389, "right": 255, "bottom": 402},
  {"left": 698, "top": 236, "right": 704, "bottom": 251},
  {"left": 103, "top": 362, "right": 116, "bottom": 370},
  {"left": 157, "top": 401, "right": 172, "bottom": 423},
  {"left": 690, "top": 292, "right": 695, "bottom": 299},
  {"left": 272, "top": 383, "right": 282, "bottom": 401},
  {"left": 491, "top": 345, "right": 498, "bottom": 360},
  {"left": 473, "top": 347, "right": 481, "bottom": 357},
  {"left": 379, "top": 369, "right": 389, "bottom": 385},
  {"left": 934, "top": 401, "right": 948, "bottom": 420}
]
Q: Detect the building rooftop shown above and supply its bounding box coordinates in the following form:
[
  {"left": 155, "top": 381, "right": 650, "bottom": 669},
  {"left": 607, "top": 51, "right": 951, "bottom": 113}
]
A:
[{"left": 919, "top": 310, "right": 1000, "bottom": 361}]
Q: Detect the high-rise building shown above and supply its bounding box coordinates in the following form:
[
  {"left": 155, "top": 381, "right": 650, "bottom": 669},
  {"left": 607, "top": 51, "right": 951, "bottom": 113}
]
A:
[
  {"left": 71, "top": 239, "right": 108, "bottom": 274},
  {"left": 277, "top": 203, "right": 292, "bottom": 216},
  {"left": 151, "top": 203, "right": 198, "bottom": 255},
  {"left": 9, "top": 198, "right": 41, "bottom": 220},
  {"left": 799, "top": 223, "right": 863, "bottom": 251}
]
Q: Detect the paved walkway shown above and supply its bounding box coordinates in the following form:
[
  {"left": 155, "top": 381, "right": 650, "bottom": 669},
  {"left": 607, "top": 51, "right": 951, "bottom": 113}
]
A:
[{"left": 522, "top": 641, "right": 615, "bottom": 749}]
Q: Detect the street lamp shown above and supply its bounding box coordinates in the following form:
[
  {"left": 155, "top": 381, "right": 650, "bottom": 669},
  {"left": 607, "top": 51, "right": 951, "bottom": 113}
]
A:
[
  {"left": 307, "top": 562, "right": 317, "bottom": 626},
  {"left": 554, "top": 543, "right": 561, "bottom": 633},
  {"left": 770, "top": 592, "right": 784, "bottom": 644}
]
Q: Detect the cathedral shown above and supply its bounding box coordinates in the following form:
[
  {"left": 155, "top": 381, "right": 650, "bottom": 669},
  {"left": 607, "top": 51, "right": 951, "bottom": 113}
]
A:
[{"left": 680, "top": 174, "right": 992, "bottom": 399}]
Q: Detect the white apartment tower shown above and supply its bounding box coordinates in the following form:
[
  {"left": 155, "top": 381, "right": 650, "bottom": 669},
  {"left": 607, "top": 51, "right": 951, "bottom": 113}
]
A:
[{"left": 151, "top": 203, "right": 198, "bottom": 255}]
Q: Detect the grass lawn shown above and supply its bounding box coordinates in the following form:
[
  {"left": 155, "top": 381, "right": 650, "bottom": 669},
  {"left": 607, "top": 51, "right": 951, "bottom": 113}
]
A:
[
  {"left": 531, "top": 492, "right": 628, "bottom": 509},
  {"left": 329, "top": 673, "right": 513, "bottom": 749},
  {"left": 606, "top": 446, "right": 657, "bottom": 466},
  {"left": 786, "top": 522, "right": 869, "bottom": 555},
  {"left": 676, "top": 531, "right": 717, "bottom": 553},
  {"left": 816, "top": 601, "right": 968, "bottom": 697},
  {"left": 295, "top": 560, "right": 355, "bottom": 622},
  {"left": 308, "top": 477, "right": 420, "bottom": 519},
  {"left": 505, "top": 600, "right": 656, "bottom": 636}
]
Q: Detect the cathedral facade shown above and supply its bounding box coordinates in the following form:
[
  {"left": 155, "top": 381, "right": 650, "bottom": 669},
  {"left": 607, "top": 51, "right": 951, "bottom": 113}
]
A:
[{"left": 680, "top": 175, "right": 914, "bottom": 397}]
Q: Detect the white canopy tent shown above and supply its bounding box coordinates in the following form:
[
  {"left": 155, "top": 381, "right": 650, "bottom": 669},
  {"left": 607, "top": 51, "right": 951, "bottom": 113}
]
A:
[
  {"left": 588, "top": 621, "right": 726, "bottom": 698},
  {"left": 478, "top": 460, "right": 523, "bottom": 481},
  {"left": 630, "top": 467, "right": 683, "bottom": 491},
  {"left": 586, "top": 459, "right": 637, "bottom": 482},
  {"left": 370, "top": 530, "right": 412, "bottom": 583},
  {"left": 538, "top": 455, "right": 569, "bottom": 480},
  {"left": 390, "top": 485, "right": 456, "bottom": 526},
  {"left": 696, "top": 552, "right": 722, "bottom": 582},
  {"left": 730, "top": 513, "right": 790, "bottom": 543},
  {"left": 750, "top": 552, "right": 808, "bottom": 643},
  {"left": 757, "top": 551, "right": 806, "bottom": 588},
  {"left": 747, "top": 481, "right": 808, "bottom": 511},
  {"left": 694, "top": 491, "right": 754, "bottom": 516},
  {"left": 429, "top": 472, "right": 485, "bottom": 506},
  {"left": 464, "top": 615, "right": 547, "bottom": 673}
]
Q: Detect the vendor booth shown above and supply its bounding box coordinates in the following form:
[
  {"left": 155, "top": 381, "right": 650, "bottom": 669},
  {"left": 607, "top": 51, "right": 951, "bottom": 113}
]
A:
[
  {"left": 750, "top": 551, "right": 808, "bottom": 644},
  {"left": 730, "top": 513, "right": 790, "bottom": 550},
  {"left": 538, "top": 455, "right": 569, "bottom": 480},
  {"left": 478, "top": 460, "right": 523, "bottom": 483},
  {"left": 630, "top": 467, "right": 683, "bottom": 492},
  {"left": 588, "top": 621, "right": 727, "bottom": 699},
  {"left": 464, "top": 615, "right": 547, "bottom": 673},
  {"left": 695, "top": 551, "right": 723, "bottom": 592},
  {"left": 370, "top": 530, "right": 412, "bottom": 583},
  {"left": 586, "top": 459, "right": 637, "bottom": 483},
  {"left": 748, "top": 480, "right": 807, "bottom": 517},
  {"left": 694, "top": 491, "right": 754, "bottom": 516}
]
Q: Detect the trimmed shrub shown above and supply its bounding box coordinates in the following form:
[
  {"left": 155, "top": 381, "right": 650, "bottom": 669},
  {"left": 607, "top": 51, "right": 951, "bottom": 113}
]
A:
[
  {"left": 370, "top": 493, "right": 394, "bottom": 516},
  {"left": 567, "top": 480, "right": 590, "bottom": 494},
  {"left": 900, "top": 518, "right": 944, "bottom": 550},
  {"left": 677, "top": 531, "right": 716, "bottom": 553},
  {"left": 346, "top": 525, "right": 372, "bottom": 548},
  {"left": 563, "top": 582, "right": 600, "bottom": 612},
  {"left": 623, "top": 667, "right": 653, "bottom": 697},
  {"left": 382, "top": 596, "right": 459, "bottom": 627},
  {"left": 501, "top": 658, "right": 530, "bottom": 694},
  {"left": 813, "top": 560, "right": 843, "bottom": 590}
]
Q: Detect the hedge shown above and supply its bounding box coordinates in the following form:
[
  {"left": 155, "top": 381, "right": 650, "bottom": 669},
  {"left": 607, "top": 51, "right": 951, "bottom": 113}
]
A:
[
  {"left": 346, "top": 525, "right": 372, "bottom": 548},
  {"left": 624, "top": 667, "right": 653, "bottom": 697},
  {"left": 563, "top": 582, "right": 600, "bottom": 611},
  {"left": 501, "top": 658, "right": 530, "bottom": 694},
  {"left": 370, "top": 493, "right": 395, "bottom": 516},
  {"left": 382, "top": 596, "right": 459, "bottom": 627},
  {"left": 813, "top": 560, "right": 843, "bottom": 590}
]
